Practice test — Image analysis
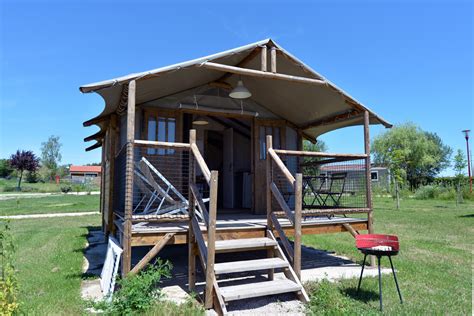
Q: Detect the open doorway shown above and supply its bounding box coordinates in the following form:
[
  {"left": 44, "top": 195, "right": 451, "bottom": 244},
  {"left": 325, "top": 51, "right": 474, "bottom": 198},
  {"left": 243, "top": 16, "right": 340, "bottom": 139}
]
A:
[{"left": 185, "top": 114, "right": 252, "bottom": 213}]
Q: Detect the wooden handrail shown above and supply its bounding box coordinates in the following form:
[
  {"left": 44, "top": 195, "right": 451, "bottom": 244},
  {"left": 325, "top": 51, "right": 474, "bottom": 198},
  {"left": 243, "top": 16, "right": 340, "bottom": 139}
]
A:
[
  {"left": 189, "top": 182, "right": 210, "bottom": 226},
  {"left": 273, "top": 149, "right": 367, "bottom": 159},
  {"left": 268, "top": 148, "right": 295, "bottom": 185},
  {"left": 134, "top": 139, "right": 191, "bottom": 149},
  {"left": 270, "top": 213, "right": 294, "bottom": 262},
  {"left": 270, "top": 182, "right": 294, "bottom": 224},
  {"left": 190, "top": 143, "right": 211, "bottom": 184}
]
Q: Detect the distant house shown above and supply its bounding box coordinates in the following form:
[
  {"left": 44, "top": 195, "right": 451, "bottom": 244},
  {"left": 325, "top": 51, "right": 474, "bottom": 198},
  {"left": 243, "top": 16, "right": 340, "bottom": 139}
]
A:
[
  {"left": 69, "top": 165, "right": 102, "bottom": 184},
  {"left": 320, "top": 164, "right": 390, "bottom": 191}
]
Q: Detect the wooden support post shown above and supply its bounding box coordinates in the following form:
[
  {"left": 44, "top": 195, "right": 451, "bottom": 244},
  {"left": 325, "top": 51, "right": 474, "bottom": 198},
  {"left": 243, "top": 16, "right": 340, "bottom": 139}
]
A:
[
  {"left": 205, "top": 170, "right": 218, "bottom": 309},
  {"left": 261, "top": 45, "right": 267, "bottom": 72},
  {"left": 270, "top": 46, "right": 277, "bottom": 73},
  {"left": 364, "top": 111, "right": 375, "bottom": 267},
  {"left": 294, "top": 173, "right": 303, "bottom": 279},
  {"left": 265, "top": 135, "right": 274, "bottom": 280},
  {"left": 122, "top": 80, "right": 136, "bottom": 276},
  {"left": 188, "top": 129, "right": 196, "bottom": 291},
  {"left": 107, "top": 114, "right": 117, "bottom": 237},
  {"left": 130, "top": 233, "right": 175, "bottom": 275}
]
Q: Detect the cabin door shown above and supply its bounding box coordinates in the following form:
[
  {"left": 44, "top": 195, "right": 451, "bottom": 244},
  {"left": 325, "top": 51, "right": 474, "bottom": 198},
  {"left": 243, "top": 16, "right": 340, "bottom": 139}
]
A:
[{"left": 223, "top": 128, "right": 234, "bottom": 208}]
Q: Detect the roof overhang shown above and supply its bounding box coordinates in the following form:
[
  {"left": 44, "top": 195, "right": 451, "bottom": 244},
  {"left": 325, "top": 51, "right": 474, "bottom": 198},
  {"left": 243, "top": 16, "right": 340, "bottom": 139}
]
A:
[{"left": 80, "top": 38, "right": 392, "bottom": 148}]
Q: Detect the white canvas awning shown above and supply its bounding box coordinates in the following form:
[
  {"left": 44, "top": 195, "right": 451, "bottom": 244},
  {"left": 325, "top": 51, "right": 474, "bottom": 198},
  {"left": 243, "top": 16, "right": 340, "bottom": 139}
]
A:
[{"left": 80, "top": 38, "right": 391, "bottom": 149}]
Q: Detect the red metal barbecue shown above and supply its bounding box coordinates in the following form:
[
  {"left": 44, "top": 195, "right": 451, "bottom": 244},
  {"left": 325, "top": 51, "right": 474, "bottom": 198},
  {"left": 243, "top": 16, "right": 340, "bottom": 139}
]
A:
[{"left": 356, "top": 234, "right": 403, "bottom": 311}]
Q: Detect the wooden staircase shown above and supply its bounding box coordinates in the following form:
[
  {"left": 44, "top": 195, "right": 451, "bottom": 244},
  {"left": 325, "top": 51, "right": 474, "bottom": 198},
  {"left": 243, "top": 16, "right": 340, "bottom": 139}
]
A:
[
  {"left": 187, "top": 129, "right": 308, "bottom": 315},
  {"left": 202, "top": 231, "right": 309, "bottom": 314}
]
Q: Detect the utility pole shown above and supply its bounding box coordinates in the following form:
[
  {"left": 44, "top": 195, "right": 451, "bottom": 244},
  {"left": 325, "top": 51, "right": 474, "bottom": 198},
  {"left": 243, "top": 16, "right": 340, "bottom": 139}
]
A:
[{"left": 462, "top": 130, "right": 472, "bottom": 193}]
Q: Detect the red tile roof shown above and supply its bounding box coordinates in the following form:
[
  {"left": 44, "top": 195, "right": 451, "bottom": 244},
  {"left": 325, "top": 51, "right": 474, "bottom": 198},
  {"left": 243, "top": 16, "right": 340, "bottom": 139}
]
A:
[{"left": 70, "top": 165, "right": 101, "bottom": 173}]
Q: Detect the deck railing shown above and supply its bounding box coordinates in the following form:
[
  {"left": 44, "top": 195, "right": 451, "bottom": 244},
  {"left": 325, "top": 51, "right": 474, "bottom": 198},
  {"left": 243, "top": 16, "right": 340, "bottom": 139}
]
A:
[
  {"left": 266, "top": 135, "right": 374, "bottom": 276},
  {"left": 187, "top": 130, "right": 219, "bottom": 309}
]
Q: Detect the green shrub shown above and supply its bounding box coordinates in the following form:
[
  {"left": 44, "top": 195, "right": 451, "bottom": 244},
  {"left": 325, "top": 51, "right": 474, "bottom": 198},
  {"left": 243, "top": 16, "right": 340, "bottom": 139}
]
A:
[
  {"left": 0, "top": 221, "right": 19, "bottom": 315},
  {"left": 60, "top": 185, "right": 72, "bottom": 194},
  {"left": 25, "top": 171, "right": 39, "bottom": 183},
  {"left": 414, "top": 185, "right": 441, "bottom": 199},
  {"left": 93, "top": 260, "right": 172, "bottom": 315}
]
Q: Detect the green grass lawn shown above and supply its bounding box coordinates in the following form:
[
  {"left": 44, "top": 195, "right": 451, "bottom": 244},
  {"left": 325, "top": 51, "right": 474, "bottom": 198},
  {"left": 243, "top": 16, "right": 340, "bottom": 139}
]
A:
[
  {"left": 10, "top": 214, "right": 101, "bottom": 315},
  {"left": 0, "top": 194, "right": 100, "bottom": 216},
  {"left": 0, "top": 177, "right": 100, "bottom": 194},
  {"left": 5, "top": 197, "right": 473, "bottom": 315},
  {"left": 304, "top": 197, "right": 474, "bottom": 315}
]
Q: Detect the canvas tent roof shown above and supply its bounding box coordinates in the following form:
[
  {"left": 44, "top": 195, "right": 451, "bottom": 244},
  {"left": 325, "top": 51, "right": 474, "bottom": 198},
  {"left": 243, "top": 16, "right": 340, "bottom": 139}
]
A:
[{"left": 80, "top": 38, "right": 391, "bottom": 150}]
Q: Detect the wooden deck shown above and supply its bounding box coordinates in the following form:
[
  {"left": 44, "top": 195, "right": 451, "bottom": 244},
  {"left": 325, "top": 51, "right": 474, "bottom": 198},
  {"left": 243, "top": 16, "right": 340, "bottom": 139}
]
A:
[{"left": 116, "top": 214, "right": 368, "bottom": 247}]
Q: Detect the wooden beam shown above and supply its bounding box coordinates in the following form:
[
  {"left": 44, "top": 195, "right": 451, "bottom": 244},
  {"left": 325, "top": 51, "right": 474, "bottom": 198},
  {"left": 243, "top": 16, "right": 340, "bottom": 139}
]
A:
[
  {"left": 205, "top": 171, "right": 219, "bottom": 309},
  {"left": 266, "top": 135, "right": 273, "bottom": 228},
  {"left": 270, "top": 182, "right": 294, "bottom": 224},
  {"left": 122, "top": 80, "right": 136, "bottom": 276},
  {"left": 107, "top": 114, "right": 117, "bottom": 236},
  {"left": 85, "top": 141, "right": 102, "bottom": 152},
  {"left": 270, "top": 46, "right": 277, "bottom": 73},
  {"left": 188, "top": 129, "right": 197, "bottom": 291},
  {"left": 215, "top": 47, "right": 264, "bottom": 83},
  {"left": 133, "top": 139, "right": 190, "bottom": 150},
  {"left": 201, "top": 62, "right": 326, "bottom": 86},
  {"left": 130, "top": 233, "right": 175, "bottom": 275},
  {"left": 342, "top": 223, "right": 358, "bottom": 238},
  {"left": 261, "top": 45, "right": 267, "bottom": 72},
  {"left": 191, "top": 143, "right": 211, "bottom": 183},
  {"left": 294, "top": 173, "right": 302, "bottom": 278},
  {"left": 300, "top": 110, "right": 362, "bottom": 130},
  {"left": 268, "top": 148, "right": 296, "bottom": 185},
  {"left": 364, "top": 111, "right": 375, "bottom": 267},
  {"left": 84, "top": 130, "right": 106, "bottom": 142},
  {"left": 273, "top": 149, "right": 367, "bottom": 159},
  {"left": 83, "top": 114, "right": 109, "bottom": 127},
  {"left": 270, "top": 213, "right": 294, "bottom": 263}
]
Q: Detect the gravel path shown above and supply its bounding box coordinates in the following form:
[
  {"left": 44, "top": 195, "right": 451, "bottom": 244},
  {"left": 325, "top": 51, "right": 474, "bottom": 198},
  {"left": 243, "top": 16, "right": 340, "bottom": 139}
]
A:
[
  {"left": 0, "top": 191, "right": 100, "bottom": 200},
  {"left": 0, "top": 211, "right": 99, "bottom": 219}
]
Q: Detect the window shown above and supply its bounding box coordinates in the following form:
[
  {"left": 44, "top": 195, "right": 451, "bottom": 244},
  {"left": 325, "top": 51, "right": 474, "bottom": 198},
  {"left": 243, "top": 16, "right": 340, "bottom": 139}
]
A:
[
  {"left": 147, "top": 115, "right": 176, "bottom": 155},
  {"left": 371, "top": 171, "right": 379, "bottom": 181},
  {"left": 259, "top": 126, "right": 281, "bottom": 160}
]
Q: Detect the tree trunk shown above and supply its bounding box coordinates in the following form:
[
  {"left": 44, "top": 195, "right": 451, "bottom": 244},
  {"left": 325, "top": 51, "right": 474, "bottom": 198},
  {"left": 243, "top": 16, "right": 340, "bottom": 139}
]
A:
[
  {"left": 395, "top": 182, "right": 400, "bottom": 210},
  {"left": 17, "top": 170, "right": 23, "bottom": 191}
]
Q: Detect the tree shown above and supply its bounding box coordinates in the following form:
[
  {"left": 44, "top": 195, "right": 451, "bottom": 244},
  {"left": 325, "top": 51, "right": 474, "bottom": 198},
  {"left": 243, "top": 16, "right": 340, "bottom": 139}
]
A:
[
  {"left": 40, "top": 135, "right": 62, "bottom": 180},
  {"left": 372, "top": 123, "right": 452, "bottom": 208},
  {"left": 453, "top": 149, "right": 467, "bottom": 205},
  {"left": 9, "top": 150, "right": 40, "bottom": 190},
  {"left": 0, "top": 159, "right": 14, "bottom": 178},
  {"left": 302, "top": 139, "right": 328, "bottom": 176}
]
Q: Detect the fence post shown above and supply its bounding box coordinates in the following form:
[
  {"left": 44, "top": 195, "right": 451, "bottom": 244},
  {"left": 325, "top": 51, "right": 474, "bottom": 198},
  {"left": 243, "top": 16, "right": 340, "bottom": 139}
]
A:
[
  {"left": 122, "top": 80, "right": 136, "bottom": 276},
  {"left": 294, "top": 173, "right": 303, "bottom": 279},
  {"left": 364, "top": 111, "right": 375, "bottom": 267},
  {"left": 265, "top": 135, "right": 274, "bottom": 280},
  {"left": 188, "top": 129, "right": 196, "bottom": 290},
  {"left": 205, "top": 170, "right": 219, "bottom": 309}
]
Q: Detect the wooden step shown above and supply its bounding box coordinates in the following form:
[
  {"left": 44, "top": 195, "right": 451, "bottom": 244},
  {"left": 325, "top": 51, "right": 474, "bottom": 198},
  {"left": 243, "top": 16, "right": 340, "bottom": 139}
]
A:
[
  {"left": 210, "top": 237, "right": 278, "bottom": 253},
  {"left": 220, "top": 279, "right": 302, "bottom": 302},
  {"left": 214, "top": 258, "right": 289, "bottom": 275}
]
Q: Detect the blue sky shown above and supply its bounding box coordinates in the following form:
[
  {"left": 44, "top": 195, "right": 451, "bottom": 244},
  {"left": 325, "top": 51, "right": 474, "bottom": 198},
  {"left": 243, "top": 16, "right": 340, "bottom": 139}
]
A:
[{"left": 0, "top": 0, "right": 472, "bottom": 175}]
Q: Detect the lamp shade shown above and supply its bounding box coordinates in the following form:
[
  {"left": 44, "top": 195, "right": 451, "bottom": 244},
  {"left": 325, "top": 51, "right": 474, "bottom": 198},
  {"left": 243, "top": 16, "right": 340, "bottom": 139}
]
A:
[
  {"left": 192, "top": 115, "right": 209, "bottom": 125},
  {"left": 229, "top": 80, "right": 252, "bottom": 99}
]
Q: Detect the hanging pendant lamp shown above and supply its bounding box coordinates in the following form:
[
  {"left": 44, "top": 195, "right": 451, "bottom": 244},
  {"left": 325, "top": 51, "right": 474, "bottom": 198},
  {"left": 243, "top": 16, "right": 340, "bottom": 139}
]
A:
[
  {"left": 192, "top": 115, "right": 209, "bottom": 125},
  {"left": 229, "top": 79, "right": 252, "bottom": 99}
]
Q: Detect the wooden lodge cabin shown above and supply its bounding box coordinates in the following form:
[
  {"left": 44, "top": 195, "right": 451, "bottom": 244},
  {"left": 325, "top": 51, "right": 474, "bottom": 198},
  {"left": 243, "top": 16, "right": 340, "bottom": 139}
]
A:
[{"left": 80, "top": 39, "right": 391, "bottom": 314}]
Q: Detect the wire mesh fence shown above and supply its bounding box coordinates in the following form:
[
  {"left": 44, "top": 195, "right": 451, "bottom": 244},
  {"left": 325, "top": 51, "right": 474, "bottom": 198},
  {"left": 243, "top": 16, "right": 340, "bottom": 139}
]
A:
[
  {"left": 131, "top": 147, "right": 190, "bottom": 215},
  {"left": 272, "top": 154, "right": 368, "bottom": 211}
]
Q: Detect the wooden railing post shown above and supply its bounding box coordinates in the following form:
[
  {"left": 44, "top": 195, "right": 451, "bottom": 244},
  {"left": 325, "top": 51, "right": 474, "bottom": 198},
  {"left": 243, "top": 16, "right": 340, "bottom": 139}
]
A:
[
  {"left": 122, "top": 80, "right": 136, "bottom": 276},
  {"left": 294, "top": 173, "right": 303, "bottom": 279},
  {"left": 265, "top": 135, "right": 274, "bottom": 280},
  {"left": 205, "top": 170, "right": 218, "bottom": 309},
  {"left": 364, "top": 111, "right": 376, "bottom": 267},
  {"left": 188, "top": 129, "right": 196, "bottom": 291},
  {"left": 266, "top": 135, "right": 273, "bottom": 228}
]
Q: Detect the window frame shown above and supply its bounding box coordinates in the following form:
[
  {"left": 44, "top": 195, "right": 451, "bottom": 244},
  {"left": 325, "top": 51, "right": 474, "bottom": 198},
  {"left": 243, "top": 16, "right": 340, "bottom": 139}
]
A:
[
  {"left": 144, "top": 110, "right": 177, "bottom": 155},
  {"left": 371, "top": 170, "right": 379, "bottom": 181}
]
